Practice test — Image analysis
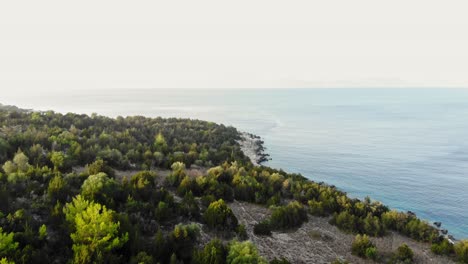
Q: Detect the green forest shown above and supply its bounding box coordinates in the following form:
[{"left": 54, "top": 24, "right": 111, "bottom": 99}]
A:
[{"left": 0, "top": 107, "right": 467, "bottom": 264}]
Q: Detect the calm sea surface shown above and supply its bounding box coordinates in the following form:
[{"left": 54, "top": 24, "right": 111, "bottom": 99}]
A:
[{"left": 3, "top": 88, "right": 468, "bottom": 238}]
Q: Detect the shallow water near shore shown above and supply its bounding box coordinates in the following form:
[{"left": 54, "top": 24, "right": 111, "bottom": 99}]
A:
[{"left": 3, "top": 88, "right": 468, "bottom": 239}]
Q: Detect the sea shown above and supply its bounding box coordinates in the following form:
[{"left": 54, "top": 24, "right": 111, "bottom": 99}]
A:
[{"left": 3, "top": 88, "right": 468, "bottom": 239}]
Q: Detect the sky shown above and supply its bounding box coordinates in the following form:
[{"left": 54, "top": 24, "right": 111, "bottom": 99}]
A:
[{"left": 1, "top": 0, "right": 468, "bottom": 92}]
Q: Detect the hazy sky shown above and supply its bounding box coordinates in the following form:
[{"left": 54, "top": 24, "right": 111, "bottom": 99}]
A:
[{"left": 1, "top": 0, "right": 468, "bottom": 91}]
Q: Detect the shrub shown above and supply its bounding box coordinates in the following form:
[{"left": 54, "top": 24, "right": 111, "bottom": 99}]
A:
[
  {"left": 236, "top": 224, "right": 248, "bottom": 240},
  {"left": 131, "top": 252, "right": 153, "bottom": 264},
  {"left": 193, "top": 239, "right": 227, "bottom": 264},
  {"left": 170, "top": 224, "right": 200, "bottom": 261},
  {"left": 392, "top": 243, "right": 413, "bottom": 263},
  {"left": 454, "top": 240, "right": 468, "bottom": 264},
  {"left": 47, "top": 175, "right": 67, "bottom": 202},
  {"left": 203, "top": 199, "right": 238, "bottom": 232},
  {"left": 178, "top": 176, "right": 200, "bottom": 196},
  {"left": 269, "top": 201, "right": 308, "bottom": 230},
  {"left": 168, "top": 162, "right": 186, "bottom": 186},
  {"left": 86, "top": 159, "right": 115, "bottom": 178},
  {"left": 331, "top": 211, "right": 357, "bottom": 233},
  {"left": 308, "top": 200, "right": 326, "bottom": 216},
  {"left": 363, "top": 213, "right": 385, "bottom": 236},
  {"left": 179, "top": 191, "right": 200, "bottom": 219},
  {"left": 227, "top": 241, "right": 266, "bottom": 264},
  {"left": 0, "top": 227, "right": 18, "bottom": 258},
  {"left": 130, "top": 171, "right": 156, "bottom": 200},
  {"left": 253, "top": 220, "right": 272, "bottom": 236},
  {"left": 351, "top": 234, "right": 377, "bottom": 260},
  {"left": 431, "top": 238, "right": 454, "bottom": 255},
  {"left": 155, "top": 201, "right": 170, "bottom": 221},
  {"left": 365, "top": 247, "right": 378, "bottom": 260}
]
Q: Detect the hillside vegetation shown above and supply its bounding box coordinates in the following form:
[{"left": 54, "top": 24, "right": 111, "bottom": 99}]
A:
[{"left": 0, "top": 107, "right": 466, "bottom": 264}]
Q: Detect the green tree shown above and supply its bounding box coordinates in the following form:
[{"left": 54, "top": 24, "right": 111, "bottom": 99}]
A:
[
  {"left": 269, "top": 201, "right": 307, "bottom": 230},
  {"left": 363, "top": 213, "right": 384, "bottom": 236},
  {"left": 203, "top": 199, "right": 238, "bottom": 231},
  {"left": 351, "top": 234, "right": 377, "bottom": 260},
  {"left": 13, "top": 150, "right": 30, "bottom": 172},
  {"left": 178, "top": 176, "right": 199, "bottom": 196},
  {"left": 86, "top": 159, "right": 115, "bottom": 178},
  {"left": 0, "top": 227, "right": 18, "bottom": 258},
  {"left": 253, "top": 220, "right": 272, "bottom": 236},
  {"left": 63, "top": 195, "right": 92, "bottom": 227},
  {"left": 130, "top": 171, "right": 156, "bottom": 200},
  {"left": 50, "top": 151, "right": 65, "bottom": 173},
  {"left": 236, "top": 224, "right": 248, "bottom": 240},
  {"left": 193, "top": 239, "right": 227, "bottom": 264},
  {"left": 2, "top": 151, "right": 31, "bottom": 182},
  {"left": 431, "top": 238, "right": 454, "bottom": 255},
  {"left": 179, "top": 191, "right": 200, "bottom": 219},
  {"left": 69, "top": 200, "right": 128, "bottom": 264},
  {"left": 365, "top": 247, "right": 378, "bottom": 261},
  {"left": 154, "top": 133, "right": 168, "bottom": 153},
  {"left": 29, "top": 144, "right": 46, "bottom": 166},
  {"left": 47, "top": 175, "right": 66, "bottom": 202},
  {"left": 0, "top": 258, "right": 14, "bottom": 264},
  {"left": 168, "top": 162, "right": 186, "bottom": 186},
  {"left": 1, "top": 161, "right": 17, "bottom": 175},
  {"left": 131, "top": 252, "right": 153, "bottom": 264},
  {"left": 308, "top": 200, "right": 326, "bottom": 216},
  {"left": 170, "top": 224, "right": 200, "bottom": 261},
  {"left": 38, "top": 224, "right": 47, "bottom": 240},
  {"left": 331, "top": 211, "right": 356, "bottom": 233},
  {"left": 392, "top": 243, "right": 413, "bottom": 263},
  {"left": 226, "top": 241, "right": 266, "bottom": 264},
  {"left": 153, "top": 151, "right": 165, "bottom": 167},
  {"left": 81, "top": 172, "right": 118, "bottom": 204},
  {"left": 153, "top": 229, "right": 168, "bottom": 261},
  {"left": 171, "top": 161, "right": 185, "bottom": 173},
  {"left": 155, "top": 201, "right": 170, "bottom": 222},
  {"left": 0, "top": 139, "right": 11, "bottom": 166}
]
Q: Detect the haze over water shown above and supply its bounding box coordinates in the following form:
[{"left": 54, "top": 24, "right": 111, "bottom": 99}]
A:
[{"left": 3, "top": 88, "right": 468, "bottom": 238}]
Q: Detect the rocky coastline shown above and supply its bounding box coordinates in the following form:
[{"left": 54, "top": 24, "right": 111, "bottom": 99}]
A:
[{"left": 238, "top": 131, "right": 271, "bottom": 166}]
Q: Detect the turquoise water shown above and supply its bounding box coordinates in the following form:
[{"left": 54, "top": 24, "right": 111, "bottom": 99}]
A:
[{"left": 3, "top": 88, "right": 468, "bottom": 238}]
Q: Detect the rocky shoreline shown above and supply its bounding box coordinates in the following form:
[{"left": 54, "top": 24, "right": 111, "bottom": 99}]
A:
[
  {"left": 238, "top": 132, "right": 271, "bottom": 166},
  {"left": 238, "top": 131, "right": 460, "bottom": 244},
  {"left": 432, "top": 220, "right": 457, "bottom": 244}
]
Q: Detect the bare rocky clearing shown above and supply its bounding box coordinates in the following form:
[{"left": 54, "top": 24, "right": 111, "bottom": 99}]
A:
[{"left": 230, "top": 201, "right": 454, "bottom": 264}]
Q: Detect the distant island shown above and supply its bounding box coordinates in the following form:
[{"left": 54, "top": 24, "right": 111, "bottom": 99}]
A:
[{"left": 0, "top": 104, "right": 466, "bottom": 264}]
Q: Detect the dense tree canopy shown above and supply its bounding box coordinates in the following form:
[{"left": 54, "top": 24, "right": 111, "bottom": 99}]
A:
[{"left": 0, "top": 109, "right": 249, "bottom": 170}]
